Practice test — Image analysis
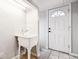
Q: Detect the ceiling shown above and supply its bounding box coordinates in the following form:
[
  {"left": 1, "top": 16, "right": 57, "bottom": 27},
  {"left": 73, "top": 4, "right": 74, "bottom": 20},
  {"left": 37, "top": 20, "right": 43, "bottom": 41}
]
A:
[{"left": 29, "top": 0, "right": 77, "bottom": 11}]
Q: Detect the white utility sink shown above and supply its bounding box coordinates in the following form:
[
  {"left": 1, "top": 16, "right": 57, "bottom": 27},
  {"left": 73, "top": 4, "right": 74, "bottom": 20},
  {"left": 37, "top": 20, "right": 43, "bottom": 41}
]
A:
[
  {"left": 15, "top": 32, "right": 37, "bottom": 39},
  {"left": 15, "top": 32, "right": 38, "bottom": 59}
]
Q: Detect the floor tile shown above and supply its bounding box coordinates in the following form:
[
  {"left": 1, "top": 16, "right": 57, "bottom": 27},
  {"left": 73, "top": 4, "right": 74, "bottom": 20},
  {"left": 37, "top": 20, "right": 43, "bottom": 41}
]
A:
[
  {"left": 51, "top": 50, "right": 59, "bottom": 56},
  {"left": 69, "top": 56, "right": 78, "bottom": 59},
  {"left": 59, "top": 52, "right": 69, "bottom": 59},
  {"left": 39, "top": 49, "right": 51, "bottom": 59},
  {"left": 49, "top": 55, "right": 58, "bottom": 59}
]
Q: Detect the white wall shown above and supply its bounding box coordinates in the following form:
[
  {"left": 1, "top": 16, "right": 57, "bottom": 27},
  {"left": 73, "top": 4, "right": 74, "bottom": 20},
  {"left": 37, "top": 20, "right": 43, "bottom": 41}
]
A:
[
  {"left": 39, "top": 2, "right": 78, "bottom": 54},
  {"left": 39, "top": 10, "right": 48, "bottom": 49},
  {"left": 0, "top": 0, "right": 26, "bottom": 59},
  {"left": 26, "top": 8, "right": 38, "bottom": 36},
  {"left": 71, "top": 1, "right": 78, "bottom": 54}
]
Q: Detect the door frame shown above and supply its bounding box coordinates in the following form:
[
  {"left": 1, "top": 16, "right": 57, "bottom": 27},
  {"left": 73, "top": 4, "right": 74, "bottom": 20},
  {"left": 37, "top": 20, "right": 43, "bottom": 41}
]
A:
[{"left": 48, "top": 4, "right": 71, "bottom": 53}]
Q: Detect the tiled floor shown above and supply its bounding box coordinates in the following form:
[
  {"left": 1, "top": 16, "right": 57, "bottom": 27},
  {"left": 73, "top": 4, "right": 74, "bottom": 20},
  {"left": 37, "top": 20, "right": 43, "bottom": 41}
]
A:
[
  {"left": 12, "top": 49, "right": 78, "bottom": 59},
  {"left": 40, "top": 49, "right": 78, "bottom": 59}
]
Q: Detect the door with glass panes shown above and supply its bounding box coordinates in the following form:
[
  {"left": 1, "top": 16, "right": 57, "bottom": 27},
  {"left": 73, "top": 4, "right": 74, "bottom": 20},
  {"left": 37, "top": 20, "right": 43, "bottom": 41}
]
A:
[{"left": 48, "top": 5, "right": 71, "bottom": 53}]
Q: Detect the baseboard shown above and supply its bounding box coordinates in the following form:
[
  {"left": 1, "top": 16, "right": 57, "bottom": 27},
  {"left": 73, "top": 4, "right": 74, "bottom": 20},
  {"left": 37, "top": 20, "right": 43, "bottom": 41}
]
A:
[
  {"left": 11, "top": 51, "right": 26, "bottom": 59},
  {"left": 11, "top": 55, "right": 19, "bottom": 59},
  {"left": 41, "top": 48, "right": 51, "bottom": 52}
]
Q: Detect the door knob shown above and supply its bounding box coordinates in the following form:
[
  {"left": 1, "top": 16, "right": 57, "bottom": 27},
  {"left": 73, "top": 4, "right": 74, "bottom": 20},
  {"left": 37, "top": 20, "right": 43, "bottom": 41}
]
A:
[
  {"left": 49, "top": 31, "right": 51, "bottom": 32},
  {"left": 49, "top": 27, "right": 51, "bottom": 32}
]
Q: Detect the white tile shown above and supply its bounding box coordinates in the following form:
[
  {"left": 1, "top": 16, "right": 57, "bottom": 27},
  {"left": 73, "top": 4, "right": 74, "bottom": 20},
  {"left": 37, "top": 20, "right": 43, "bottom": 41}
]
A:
[
  {"left": 49, "top": 55, "right": 58, "bottom": 59},
  {"left": 39, "top": 49, "right": 78, "bottom": 59},
  {"left": 51, "top": 50, "right": 59, "bottom": 56},
  {"left": 39, "top": 50, "right": 51, "bottom": 59},
  {"left": 59, "top": 55, "right": 69, "bottom": 59},
  {"left": 69, "top": 56, "right": 78, "bottom": 59},
  {"left": 59, "top": 52, "right": 69, "bottom": 59}
]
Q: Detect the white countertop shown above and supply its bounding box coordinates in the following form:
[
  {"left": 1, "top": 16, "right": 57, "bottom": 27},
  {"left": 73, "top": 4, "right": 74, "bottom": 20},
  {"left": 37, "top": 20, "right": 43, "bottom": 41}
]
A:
[{"left": 15, "top": 32, "right": 37, "bottom": 39}]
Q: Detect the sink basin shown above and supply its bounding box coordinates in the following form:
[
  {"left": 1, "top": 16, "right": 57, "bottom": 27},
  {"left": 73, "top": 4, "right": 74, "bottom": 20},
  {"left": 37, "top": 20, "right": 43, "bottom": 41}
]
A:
[{"left": 15, "top": 32, "right": 37, "bottom": 38}]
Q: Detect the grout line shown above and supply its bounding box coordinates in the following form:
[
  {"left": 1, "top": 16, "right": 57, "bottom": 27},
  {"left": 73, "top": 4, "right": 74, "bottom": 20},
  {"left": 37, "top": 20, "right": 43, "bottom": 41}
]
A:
[{"left": 47, "top": 50, "right": 52, "bottom": 59}]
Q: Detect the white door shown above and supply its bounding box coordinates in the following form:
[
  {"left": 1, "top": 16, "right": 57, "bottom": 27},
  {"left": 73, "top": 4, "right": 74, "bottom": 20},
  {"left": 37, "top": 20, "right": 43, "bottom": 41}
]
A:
[{"left": 49, "top": 5, "right": 71, "bottom": 53}]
